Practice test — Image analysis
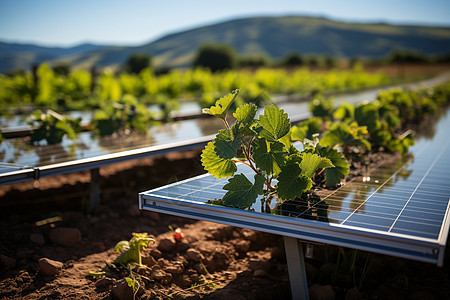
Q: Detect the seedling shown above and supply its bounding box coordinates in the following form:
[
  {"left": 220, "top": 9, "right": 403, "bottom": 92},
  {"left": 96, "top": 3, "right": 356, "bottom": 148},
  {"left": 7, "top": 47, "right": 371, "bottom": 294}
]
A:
[
  {"left": 201, "top": 90, "right": 349, "bottom": 209},
  {"left": 114, "top": 232, "right": 155, "bottom": 267}
]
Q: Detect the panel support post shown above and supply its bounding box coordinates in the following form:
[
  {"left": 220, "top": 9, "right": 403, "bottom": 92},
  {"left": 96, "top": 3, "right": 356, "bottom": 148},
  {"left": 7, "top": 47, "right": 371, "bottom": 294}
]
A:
[
  {"left": 283, "top": 236, "right": 309, "bottom": 300},
  {"left": 89, "top": 168, "right": 100, "bottom": 213}
]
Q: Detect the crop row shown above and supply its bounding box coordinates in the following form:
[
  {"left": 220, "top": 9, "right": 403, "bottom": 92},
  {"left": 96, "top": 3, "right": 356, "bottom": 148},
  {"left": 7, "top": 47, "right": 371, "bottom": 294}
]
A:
[{"left": 0, "top": 63, "right": 391, "bottom": 116}]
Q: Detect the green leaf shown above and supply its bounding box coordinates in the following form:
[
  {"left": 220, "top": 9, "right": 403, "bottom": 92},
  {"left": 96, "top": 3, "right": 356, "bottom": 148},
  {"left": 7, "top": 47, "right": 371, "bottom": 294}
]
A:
[
  {"left": 317, "top": 146, "right": 350, "bottom": 188},
  {"left": 258, "top": 105, "right": 290, "bottom": 141},
  {"left": 253, "top": 138, "right": 287, "bottom": 176},
  {"left": 277, "top": 163, "right": 312, "bottom": 200},
  {"left": 233, "top": 103, "right": 257, "bottom": 127},
  {"left": 201, "top": 141, "right": 237, "bottom": 179},
  {"left": 214, "top": 126, "right": 241, "bottom": 159},
  {"left": 202, "top": 89, "right": 239, "bottom": 119},
  {"left": 125, "top": 277, "right": 140, "bottom": 292},
  {"left": 222, "top": 174, "right": 265, "bottom": 208},
  {"left": 355, "top": 103, "right": 380, "bottom": 133},
  {"left": 299, "top": 152, "right": 334, "bottom": 178}
]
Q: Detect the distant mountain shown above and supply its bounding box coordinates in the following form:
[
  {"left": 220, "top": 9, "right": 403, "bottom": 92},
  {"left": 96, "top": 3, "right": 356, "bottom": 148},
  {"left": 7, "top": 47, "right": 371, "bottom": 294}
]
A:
[
  {"left": 1, "top": 15, "right": 450, "bottom": 73},
  {"left": 0, "top": 42, "right": 106, "bottom": 73}
]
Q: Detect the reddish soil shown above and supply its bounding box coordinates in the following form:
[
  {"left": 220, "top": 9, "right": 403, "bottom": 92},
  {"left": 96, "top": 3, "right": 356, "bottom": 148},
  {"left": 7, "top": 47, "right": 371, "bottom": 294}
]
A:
[{"left": 1, "top": 148, "right": 450, "bottom": 299}]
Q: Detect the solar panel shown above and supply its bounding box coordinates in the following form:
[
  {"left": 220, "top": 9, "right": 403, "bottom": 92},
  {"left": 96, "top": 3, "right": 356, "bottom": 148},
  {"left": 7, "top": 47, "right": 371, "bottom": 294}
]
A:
[{"left": 140, "top": 107, "right": 450, "bottom": 266}]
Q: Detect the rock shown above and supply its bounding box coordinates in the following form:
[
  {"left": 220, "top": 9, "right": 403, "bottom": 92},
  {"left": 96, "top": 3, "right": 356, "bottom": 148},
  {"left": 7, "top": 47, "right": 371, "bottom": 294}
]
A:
[
  {"left": 95, "top": 277, "right": 116, "bottom": 288},
  {"left": 149, "top": 266, "right": 172, "bottom": 283},
  {"left": 30, "top": 233, "right": 45, "bottom": 245},
  {"left": 39, "top": 257, "right": 63, "bottom": 276},
  {"left": 0, "top": 254, "right": 16, "bottom": 268},
  {"left": 157, "top": 238, "right": 176, "bottom": 252},
  {"left": 234, "top": 240, "right": 251, "bottom": 252},
  {"left": 186, "top": 248, "right": 204, "bottom": 263},
  {"left": 142, "top": 254, "right": 157, "bottom": 267},
  {"left": 49, "top": 228, "right": 81, "bottom": 247},
  {"left": 310, "top": 284, "right": 336, "bottom": 300},
  {"left": 111, "top": 278, "right": 134, "bottom": 300},
  {"left": 271, "top": 246, "right": 284, "bottom": 261},
  {"left": 253, "top": 270, "right": 269, "bottom": 278},
  {"left": 157, "top": 258, "right": 169, "bottom": 268},
  {"left": 150, "top": 248, "right": 162, "bottom": 258},
  {"left": 249, "top": 260, "right": 271, "bottom": 272},
  {"left": 164, "top": 262, "right": 184, "bottom": 274},
  {"left": 345, "top": 287, "right": 362, "bottom": 300}
]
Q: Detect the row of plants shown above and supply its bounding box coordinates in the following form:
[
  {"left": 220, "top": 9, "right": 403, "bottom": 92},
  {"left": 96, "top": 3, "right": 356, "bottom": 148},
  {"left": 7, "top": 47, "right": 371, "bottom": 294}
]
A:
[
  {"left": 200, "top": 81, "right": 450, "bottom": 210},
  {"left": 0, "top": 63, "right": 392, "bottom": 116}
]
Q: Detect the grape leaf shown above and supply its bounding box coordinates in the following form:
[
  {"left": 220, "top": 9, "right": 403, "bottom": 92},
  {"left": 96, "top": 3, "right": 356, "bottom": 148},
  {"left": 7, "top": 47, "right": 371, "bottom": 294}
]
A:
[
  {"left": 201, "top": 141, "right": 237, "bottom": 179},
  {"left": 355, "top": 103, "right": 380, "bottom": 133},
  {"left": 202, "top": 89, "right": 239, "bottom": 119},
  {"left": 233, "top": 103, "right": 257, "bottom": 127},
  {"left": 253, "top": 138, "right": 287, "bottom": 175},
  {"left": 299, "top": 152, "right": 334, "bottom": 178},
  {"left": 222, "top": 174, "right": 265, "bottom": 208},
  {"left": 317, "top": 146, "right": 350, "bottom": 187},
  {"left": 258, "top": 105, "right": 290, "bottom": 141},
  {"left": 277, "top": 163, "right": 312, "bottom": 200},
  {"left": 214, "top": 126, "right": 241, "bottom": 159}
]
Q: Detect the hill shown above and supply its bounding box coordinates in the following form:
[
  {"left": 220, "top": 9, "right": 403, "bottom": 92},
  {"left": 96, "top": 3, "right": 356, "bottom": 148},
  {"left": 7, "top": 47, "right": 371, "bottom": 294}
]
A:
[{"left": 1, "top": 15, "right": 450, "bottom": 73}]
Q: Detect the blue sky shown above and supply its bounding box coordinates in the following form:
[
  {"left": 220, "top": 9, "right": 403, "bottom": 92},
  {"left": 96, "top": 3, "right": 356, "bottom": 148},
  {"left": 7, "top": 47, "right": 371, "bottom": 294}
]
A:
[{"left": 0, "top": 0, "right": 449, "bottom": 47}]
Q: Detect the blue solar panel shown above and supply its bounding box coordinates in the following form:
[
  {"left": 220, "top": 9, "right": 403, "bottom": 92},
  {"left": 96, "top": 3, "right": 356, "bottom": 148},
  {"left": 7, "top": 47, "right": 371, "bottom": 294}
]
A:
[{"left": 140, "top": 107, "right": 450, "bottom": 266}]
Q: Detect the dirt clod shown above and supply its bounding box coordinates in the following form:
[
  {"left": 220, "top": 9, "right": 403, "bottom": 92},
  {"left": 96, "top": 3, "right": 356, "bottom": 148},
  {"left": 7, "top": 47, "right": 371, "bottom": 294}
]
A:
[{"left": 38, "top": 257, "right": 63, "bottom": 276}]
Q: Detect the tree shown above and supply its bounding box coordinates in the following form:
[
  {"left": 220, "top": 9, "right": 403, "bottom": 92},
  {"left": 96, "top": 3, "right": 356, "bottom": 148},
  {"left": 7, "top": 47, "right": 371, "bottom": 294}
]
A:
[
  {"left": 125, "top": 53, "right": 152, "bottom": 74},
  {"left": 283, "top": 52, "right": 304, "bottom": 66},
  {"left": 192, "top": 44, "right": 237, "bottom": 72}
]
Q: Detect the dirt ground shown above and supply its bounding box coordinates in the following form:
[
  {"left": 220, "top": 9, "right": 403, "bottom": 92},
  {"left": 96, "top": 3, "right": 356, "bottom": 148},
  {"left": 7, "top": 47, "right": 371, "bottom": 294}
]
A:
[{"left": 1, "top": 148, "right": 450, "bottom": 300}]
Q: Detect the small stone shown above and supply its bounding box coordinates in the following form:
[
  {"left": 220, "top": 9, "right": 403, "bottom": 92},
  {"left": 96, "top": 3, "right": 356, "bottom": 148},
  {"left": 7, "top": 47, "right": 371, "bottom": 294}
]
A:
[
  {"left": 0, "top": 254, "right": 16, "bottom": 268},
  {"left": 249, "top": 260, "right": 271, "bottom": 272},
  {"left": 111, "top": 278, "right": 134, "bottom": 300},
  {"left": 164, "top": 263, "right": 184, "bottom": 274},
  {"left": 186, "top": 248, "right": 204, "bottom": 263},
  {"left": 150, "top": 248, "right": 162, "bottom": 258},
  {"left": 49, "top": 228, "right": 81, "bottom": 247},
  {"left": 142, "top": 254, "right": 157, "bottom": 267},
  {"left": 234, "top": 240, "right": 251, "bottom": 252},
  {"left": 271, "top": 246, "right": 284, "bottom": 261},
  {"left": 95, "top": 277, "right": 116, "bottom": 288},
  {"left": 149, "top": 266, "right": 172, "bottom": 283},
  {"left": 38, "top": 257, "right": 63, "bottom": 276},
  {"left": 157, "top": 258, "right": 169, "bottom": 268},
  {"left": 30, "top": 233, "right": 45, "bottom": 245},
  {"left": 157, "top": 238, "right": 176, "bottom": 252},
  {"left": 310, "top": 284, "right": 336, "bottom": 300},
  {"left": 253, "top": 270, "right": 269, "bottom": 278}
]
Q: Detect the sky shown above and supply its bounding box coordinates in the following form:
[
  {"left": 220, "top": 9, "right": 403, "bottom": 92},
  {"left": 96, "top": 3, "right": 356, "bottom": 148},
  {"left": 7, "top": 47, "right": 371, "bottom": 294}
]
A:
[{"left": 0, "top": 0, "right": 449, "bottom": 48}]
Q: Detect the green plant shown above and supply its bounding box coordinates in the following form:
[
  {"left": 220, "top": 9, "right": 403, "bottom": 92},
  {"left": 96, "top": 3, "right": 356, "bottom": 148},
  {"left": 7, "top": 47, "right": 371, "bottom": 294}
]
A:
[
  {"left": 28, "top": 109, "right": 82, "bottom": 144},
  {"left": 201, "top": 90, "right": 349, "bottom": 209},
  {"left": 114, "top": 232, "right": 155, "bottom": 267}
]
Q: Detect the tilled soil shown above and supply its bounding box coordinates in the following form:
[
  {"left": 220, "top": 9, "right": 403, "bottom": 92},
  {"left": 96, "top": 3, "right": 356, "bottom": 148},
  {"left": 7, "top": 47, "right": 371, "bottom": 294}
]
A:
[{"left": 1, "top": 148, "right": 450, "bottom": 299}]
